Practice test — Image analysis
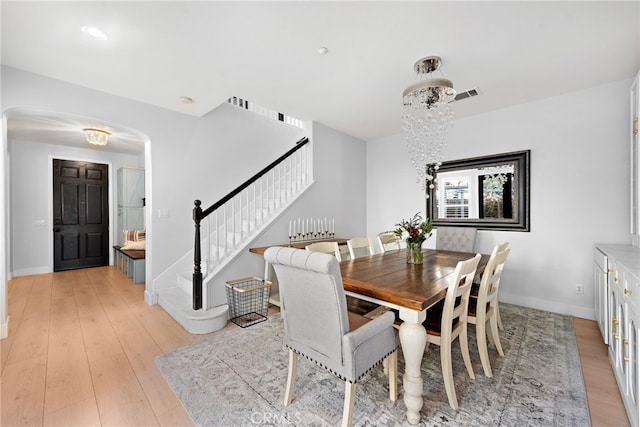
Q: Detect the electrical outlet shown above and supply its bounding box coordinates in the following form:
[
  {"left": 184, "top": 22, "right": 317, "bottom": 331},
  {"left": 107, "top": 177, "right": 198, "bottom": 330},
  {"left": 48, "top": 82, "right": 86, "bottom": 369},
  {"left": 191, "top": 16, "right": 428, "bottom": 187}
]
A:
[{"left": 576, "top": 283, "right": 584, "bottom": 294}]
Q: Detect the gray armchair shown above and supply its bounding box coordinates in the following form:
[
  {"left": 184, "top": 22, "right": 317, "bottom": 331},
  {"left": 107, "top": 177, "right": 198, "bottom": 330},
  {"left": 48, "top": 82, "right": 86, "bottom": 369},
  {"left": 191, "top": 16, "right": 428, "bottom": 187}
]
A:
[{"left": 264, "top": 246, "right": 399, "bottom": 427}]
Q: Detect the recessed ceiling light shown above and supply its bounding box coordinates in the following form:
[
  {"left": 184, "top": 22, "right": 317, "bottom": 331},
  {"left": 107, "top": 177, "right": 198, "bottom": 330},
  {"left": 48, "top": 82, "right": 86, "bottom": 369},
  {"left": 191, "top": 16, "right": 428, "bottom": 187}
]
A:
[
  {"left": 318, "top": 47, "right": 329, "bottom": 55},
  {"left": 179, "top": 96, "right": 194, "bottom": 104},
  {"left": 82, "top": 26, "right": 108, "bottom": 41}
]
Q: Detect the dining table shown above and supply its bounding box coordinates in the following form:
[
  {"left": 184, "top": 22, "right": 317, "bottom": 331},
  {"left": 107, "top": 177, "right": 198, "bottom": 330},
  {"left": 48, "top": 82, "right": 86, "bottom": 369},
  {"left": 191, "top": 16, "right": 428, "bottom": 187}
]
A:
[
  {"left": 250, "top": 242, "right": 488, "bottom": 425},
  {"left": 339, "top": 248, "right": 489, "bottom": 424}
]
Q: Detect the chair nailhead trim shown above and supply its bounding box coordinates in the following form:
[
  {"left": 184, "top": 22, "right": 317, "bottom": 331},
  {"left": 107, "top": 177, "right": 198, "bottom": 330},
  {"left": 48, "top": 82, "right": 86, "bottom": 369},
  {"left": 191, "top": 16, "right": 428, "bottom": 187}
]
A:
[{"left": 286, "top": 344, "right": 400, "bottom": 384}]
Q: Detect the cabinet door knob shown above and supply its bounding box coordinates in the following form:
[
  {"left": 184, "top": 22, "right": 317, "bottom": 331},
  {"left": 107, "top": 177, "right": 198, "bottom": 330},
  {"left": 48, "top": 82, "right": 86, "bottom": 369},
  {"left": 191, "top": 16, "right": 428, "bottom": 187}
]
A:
[
  {"left": 625, "top": 356, "right": 631, "bottom": 362},
  {"left": 613, "top": 318, "right": 620, "bottom": 325},
  {"left": 613, "top": 333, "right": 620, "bottom": 339},
  {"left": 634, "top": 117, "right": 638, "bottom": 135},
  {"left": 624, "top": 339, "right": 630, "bottom": 345},
  {"left": 625, "top": 289, "right": 633, "bottom": 295},
  {"left": 614, "top": 277, "right": 620, "bottom": 283}
]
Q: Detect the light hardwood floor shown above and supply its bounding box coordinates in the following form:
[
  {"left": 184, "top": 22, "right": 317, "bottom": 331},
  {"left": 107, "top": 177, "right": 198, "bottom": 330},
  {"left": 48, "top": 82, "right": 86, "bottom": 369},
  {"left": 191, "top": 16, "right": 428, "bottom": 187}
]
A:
[
  {"left": 574, "top": 317, "right": 630, "bottom": 426},
  {"left": 0, "top": 267, "right": 630, "bottom": 426}
]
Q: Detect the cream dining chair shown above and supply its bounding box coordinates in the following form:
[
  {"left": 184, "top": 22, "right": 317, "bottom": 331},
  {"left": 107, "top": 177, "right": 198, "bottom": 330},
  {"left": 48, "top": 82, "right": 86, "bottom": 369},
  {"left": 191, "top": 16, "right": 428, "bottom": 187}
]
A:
[
  {"left": 467, "top": 243, "right": 510, "bottom": 377},
  {"left": 473, "top": 242, "right": 509, "bottom": 331},
  {"left": 422, "top": 253, "right": 481, "bottom": 410},
  {"left": 377, "top": 231, "right": 401, "bottom": 253},
  {"left": 264, "top": 247, "right": 399, "bottom": 427},
  {"left": 305, "top": 241, "right": 342, "bottom": 262},
  {"left": 347, "top": 237, "right": 375, "bottom": 259}
]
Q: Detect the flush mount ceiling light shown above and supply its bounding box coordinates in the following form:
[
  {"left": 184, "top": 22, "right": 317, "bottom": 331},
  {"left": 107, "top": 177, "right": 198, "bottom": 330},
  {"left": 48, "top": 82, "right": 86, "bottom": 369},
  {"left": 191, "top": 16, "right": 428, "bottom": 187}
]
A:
[
  {"left": 81, "top": 26, "right": 109, "bottom": 41},
  {"left": 83, "top": 128, "right": 111, "bottom": 146},
  {"left": 401, "top": 56, "right": 456, "bottom": 193}
]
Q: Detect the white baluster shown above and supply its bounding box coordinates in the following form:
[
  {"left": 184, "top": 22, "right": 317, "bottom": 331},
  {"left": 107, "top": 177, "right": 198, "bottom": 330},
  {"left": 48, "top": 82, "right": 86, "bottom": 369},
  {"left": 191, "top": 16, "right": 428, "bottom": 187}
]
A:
[
  {"left": 232, "top": 196, "right": 236, "bottom": 246},
  {"left": 215, "top": 210, "right": 220, "bottom": 261},
  {"left": 254, "top": 181, "right": 259, "bottom": 227},
  {"left": 223, "top": 204, "right": 228, "bottom": 256},
  {"left": 287, "top": 156, "right": 292, "bottom": 198},
  {"left": 239, "top": 192, "right": 243, "bottom": 239}
]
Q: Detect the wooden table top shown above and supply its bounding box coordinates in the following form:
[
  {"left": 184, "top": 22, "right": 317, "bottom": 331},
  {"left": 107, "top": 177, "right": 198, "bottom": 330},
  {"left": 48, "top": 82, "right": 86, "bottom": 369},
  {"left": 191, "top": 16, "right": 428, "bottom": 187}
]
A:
[
  {"left": 113, "top": 246, "right": 146, "bottom": 260},
  {"left": 340, "top": 249, "right": 489, "bottom": 312},
  {"left": 249, "top": 238, "right": 349, "bottom": 255}
]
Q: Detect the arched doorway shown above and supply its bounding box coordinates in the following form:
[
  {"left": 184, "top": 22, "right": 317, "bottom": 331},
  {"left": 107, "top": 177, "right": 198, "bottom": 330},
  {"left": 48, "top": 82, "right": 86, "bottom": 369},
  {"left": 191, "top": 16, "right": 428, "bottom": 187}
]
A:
[{"left": 0, "top": 108, "right": 151, "bottom": 337}]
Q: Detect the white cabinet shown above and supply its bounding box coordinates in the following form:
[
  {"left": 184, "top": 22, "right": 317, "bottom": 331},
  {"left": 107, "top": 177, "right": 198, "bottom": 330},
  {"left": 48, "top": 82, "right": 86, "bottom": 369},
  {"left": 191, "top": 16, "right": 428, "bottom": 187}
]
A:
[
  {"left": 595, "top": 68, "right": 640, "bottom": 427},
  {"left": 631, "top": 71, "right": 640, "bottom": 248},
  {"left": 611, "top": 260, "right": 640, "bottom": 427},
  {"left": 598, "top": 244, "right": 640, "bottom": 427},
  {"left": 117, "top": 167, "right": 145, "bottom": 245},
  {"left": 594, "top": 247, "right": 609, "bottom": 344}
]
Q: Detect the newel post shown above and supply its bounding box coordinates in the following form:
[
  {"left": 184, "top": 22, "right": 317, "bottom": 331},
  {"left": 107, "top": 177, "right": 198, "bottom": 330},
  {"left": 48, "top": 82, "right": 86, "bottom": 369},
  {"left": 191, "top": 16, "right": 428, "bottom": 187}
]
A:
[{"left": 193, "top": 200, "right": 203, "bottom": 310}]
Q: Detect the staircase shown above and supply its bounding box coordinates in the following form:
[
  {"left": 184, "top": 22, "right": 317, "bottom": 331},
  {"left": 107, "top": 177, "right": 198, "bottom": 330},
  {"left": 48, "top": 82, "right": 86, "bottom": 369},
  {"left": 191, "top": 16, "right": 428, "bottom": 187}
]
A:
[{"left": 155, "top": 136, "right": 312, "bottom": 334}]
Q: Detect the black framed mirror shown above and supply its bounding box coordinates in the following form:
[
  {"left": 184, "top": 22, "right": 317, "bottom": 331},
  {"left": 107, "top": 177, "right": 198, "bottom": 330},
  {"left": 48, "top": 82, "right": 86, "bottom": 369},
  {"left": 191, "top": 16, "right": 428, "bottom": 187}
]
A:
[{"left": 426, "top": 150, "right": 530, "bottom": 231}]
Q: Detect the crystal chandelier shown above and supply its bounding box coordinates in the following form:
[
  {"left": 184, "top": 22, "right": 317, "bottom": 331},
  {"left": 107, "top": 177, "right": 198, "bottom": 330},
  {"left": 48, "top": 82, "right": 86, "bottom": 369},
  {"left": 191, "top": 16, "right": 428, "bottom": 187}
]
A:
[
  {"left": 401, "top": 56, "right": 455, "bottom": 194},
  {"left": 83, "top": 128, "right": 111, "bottom": 146}
]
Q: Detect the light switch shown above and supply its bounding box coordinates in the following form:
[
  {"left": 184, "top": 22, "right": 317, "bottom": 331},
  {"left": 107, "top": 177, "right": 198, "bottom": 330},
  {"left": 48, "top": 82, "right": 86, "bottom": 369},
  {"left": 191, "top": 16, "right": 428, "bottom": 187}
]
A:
[{"left": 158, "top": 209, "right": 169, "bottom": 218}]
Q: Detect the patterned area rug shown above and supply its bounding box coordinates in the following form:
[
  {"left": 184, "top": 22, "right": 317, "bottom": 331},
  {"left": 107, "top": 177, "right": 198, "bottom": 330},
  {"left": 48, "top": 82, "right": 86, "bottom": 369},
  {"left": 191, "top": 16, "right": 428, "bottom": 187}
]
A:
[{"left": 155, "top": 304, "right": 590, "bottom": 426}]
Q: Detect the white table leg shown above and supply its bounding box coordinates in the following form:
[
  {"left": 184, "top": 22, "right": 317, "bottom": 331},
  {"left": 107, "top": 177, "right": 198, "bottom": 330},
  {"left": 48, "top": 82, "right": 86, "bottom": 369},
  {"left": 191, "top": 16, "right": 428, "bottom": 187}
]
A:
[{"left": 399, "top": 308, "right": 427, "bottom": 425}]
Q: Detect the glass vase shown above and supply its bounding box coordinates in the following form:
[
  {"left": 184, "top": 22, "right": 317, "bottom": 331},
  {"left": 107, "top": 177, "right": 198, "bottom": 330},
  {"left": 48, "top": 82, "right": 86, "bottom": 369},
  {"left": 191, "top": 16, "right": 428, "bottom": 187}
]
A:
[{"left": 406, "top": 241, "right": 424, "bottom": 264}]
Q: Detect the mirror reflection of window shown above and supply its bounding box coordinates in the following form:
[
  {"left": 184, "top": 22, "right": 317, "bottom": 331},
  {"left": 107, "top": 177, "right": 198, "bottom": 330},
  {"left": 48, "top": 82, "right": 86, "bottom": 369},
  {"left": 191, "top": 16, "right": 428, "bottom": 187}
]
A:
[
  {"left": 437, "top": 173, "right": 473, "bottom": 219},
  {"left": 435, "top": 163, "right": 516, "bottom": 220},
  {"left": 444, "top": 179, "right": 469, "bottom": 218}
]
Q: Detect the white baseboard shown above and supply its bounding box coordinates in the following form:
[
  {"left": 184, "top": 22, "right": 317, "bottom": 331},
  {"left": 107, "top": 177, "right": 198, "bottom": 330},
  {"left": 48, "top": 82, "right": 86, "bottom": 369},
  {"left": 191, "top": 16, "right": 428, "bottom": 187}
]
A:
[
  {"left": 0, "top": 316, "right": 9, "bottom": 339},
  {"left": 12, "top": 266, "right": 50, "bottom": 277},
  {"left": 500, "top": 292, "right": 595, "bottom": 321},
  {"left": 145, "top": 290, "right": 157, "bottom": 305}
]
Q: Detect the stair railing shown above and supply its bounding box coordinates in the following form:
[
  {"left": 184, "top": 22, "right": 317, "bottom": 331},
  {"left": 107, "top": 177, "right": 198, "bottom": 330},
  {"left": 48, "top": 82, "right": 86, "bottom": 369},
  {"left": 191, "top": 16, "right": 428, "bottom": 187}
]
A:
[{"left": 192, "top": 136, "right": 309, "bottom": 310}]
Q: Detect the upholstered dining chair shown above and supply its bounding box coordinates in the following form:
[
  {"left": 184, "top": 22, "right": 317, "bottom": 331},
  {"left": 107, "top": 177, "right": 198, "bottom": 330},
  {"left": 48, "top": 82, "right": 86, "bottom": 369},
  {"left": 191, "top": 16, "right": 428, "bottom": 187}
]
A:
[
  {"left": 436, "top": 227, "right": 477, "bottom": 252},
  {"left": 347, "top": 237, "right": 375, "bottom": 259},
  {"left": 377, "top": 231, "right": 401, "bottom": 253},
  {"left": 467, "top": 243, "right": 510, "bottom": 377},
  {"left": 264, "top": 247, "right": 399, "bottom": 427},
  {"left": 423, "top": 253, "right": 481, "bottom": 410},
  {"left": 305, "top": 241, "right": 342, "bottom": 261}
]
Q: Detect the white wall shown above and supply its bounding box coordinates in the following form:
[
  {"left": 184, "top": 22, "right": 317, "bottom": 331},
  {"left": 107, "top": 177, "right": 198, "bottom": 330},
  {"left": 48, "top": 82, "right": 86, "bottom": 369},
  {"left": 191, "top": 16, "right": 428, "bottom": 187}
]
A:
[
  {"left": 6, "top": 65, "right": 627, "bottom": 324},
  {"left": 204, "top": 122, "right": 368, "bottom": 304},
  {"left": 8, "top": 140, "right": 141, "bottom": 276},
  {"left": 149, "top": 102, "right": 304, "bottom": 279},
  {"left": 367, "top": 79, "right": 632, "bottom": 319},
  {"left": 1, "top": 66, "right": 365, "bottom": 316},
  {"left": 1, "top": 67, "right": 306, "bottom": 276},
  {"left": 2, "top": 66, "right": 198, "bottom": 291}
]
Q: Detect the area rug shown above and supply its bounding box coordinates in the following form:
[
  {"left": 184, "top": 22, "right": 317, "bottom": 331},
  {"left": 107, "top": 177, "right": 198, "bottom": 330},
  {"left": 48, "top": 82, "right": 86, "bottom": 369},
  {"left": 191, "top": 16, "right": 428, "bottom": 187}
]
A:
[{"left": 155, "top": 304, "right": 590, "bottom": 426}]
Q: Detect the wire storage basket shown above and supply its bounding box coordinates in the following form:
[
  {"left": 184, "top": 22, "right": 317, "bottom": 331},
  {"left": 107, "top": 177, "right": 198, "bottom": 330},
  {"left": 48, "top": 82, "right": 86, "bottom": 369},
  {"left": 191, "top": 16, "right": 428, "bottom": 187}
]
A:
[{"left": 225, "top": 277, "right": 272, "bottom": 327}]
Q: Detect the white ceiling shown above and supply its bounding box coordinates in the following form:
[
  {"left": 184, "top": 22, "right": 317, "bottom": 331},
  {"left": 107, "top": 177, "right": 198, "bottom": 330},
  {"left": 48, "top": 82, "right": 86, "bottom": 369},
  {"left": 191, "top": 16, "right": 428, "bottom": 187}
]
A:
[
  {"left": 2, "top": 1, "right": 639, "bottom": 150},
  {"left": 4, "top": 108, "right": 148, "bottom": 155}
]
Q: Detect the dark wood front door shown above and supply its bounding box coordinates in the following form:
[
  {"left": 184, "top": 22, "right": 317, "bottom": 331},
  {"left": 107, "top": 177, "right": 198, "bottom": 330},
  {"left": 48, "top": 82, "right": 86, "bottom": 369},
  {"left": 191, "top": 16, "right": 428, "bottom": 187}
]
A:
[{"left": 53, "top": 159, "right": 109, "bottom": 271}]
